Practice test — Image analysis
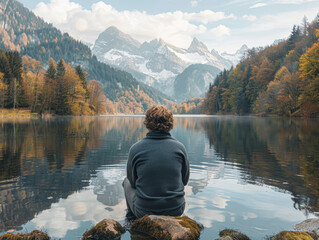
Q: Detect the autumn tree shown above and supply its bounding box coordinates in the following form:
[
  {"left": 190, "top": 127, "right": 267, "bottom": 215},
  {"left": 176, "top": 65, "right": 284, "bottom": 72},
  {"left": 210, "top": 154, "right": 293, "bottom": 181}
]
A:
[
  {"left": 299, "top": 30, "right": 319, "bottom": 103},
  {"left": 88, "top": 80, "right": 109, "bottom": 114}
]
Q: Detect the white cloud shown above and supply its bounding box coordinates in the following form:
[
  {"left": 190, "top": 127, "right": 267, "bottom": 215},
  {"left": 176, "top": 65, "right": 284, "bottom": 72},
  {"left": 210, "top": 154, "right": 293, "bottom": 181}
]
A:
[
  {"left": 210, "top": 25, "right": 231, "bottom": 37},
  {"left": 33, "top": 0, "right": 235, "bottom": 48},
  {"left": 34, "top": 0, "right": 82, "bottom": 24},
  {"left": 243, "top": 14, "right": 257, "bottom": 21},
  {"left": 250, "top": 3, "right": 268, "bottom": 8},
  {"left": 191, "top": 0, "right": 198, "bottom": 7},
  {"left": 273, "top": 0, "right": 316, "bottom": 3}
]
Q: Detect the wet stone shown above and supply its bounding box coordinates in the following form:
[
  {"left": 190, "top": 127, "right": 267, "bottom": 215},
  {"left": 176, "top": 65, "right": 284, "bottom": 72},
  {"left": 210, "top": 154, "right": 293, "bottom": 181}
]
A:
[
  {"left": 82, "top": 219, "right": 125, "bottom": 240},
  {"left": 0, "top": 230, "right": 50, "bottom": 240},
  {"left": 130, "top": 215, "right": 202, "bottom": 240},
  {"left": 295, "top": 218, "right": 319, "bottom": 236},
  {"left": 269, "top": 231, "right": 318, "bottom": 240},
  {"left": 217, "top": 229, "right": 251, "bottom": 240}
]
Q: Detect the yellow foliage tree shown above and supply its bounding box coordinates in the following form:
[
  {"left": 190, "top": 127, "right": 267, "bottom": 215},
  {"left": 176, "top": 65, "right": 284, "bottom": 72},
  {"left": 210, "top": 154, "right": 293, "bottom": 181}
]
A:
[{"left": 299, "top": 30, "right": 319, "bottom": 103}]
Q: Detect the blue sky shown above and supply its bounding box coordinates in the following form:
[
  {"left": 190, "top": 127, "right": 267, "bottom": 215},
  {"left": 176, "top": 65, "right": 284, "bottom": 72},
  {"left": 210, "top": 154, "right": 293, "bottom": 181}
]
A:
[{"left": 18, "top": 0, "right": 319, "bottom": 53}]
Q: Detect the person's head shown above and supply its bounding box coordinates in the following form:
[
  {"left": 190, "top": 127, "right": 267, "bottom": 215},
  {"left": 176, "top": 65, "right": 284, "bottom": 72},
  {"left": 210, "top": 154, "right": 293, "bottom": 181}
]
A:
[{"left": 144, "top": 105, "right": 174, "bottom": 133}]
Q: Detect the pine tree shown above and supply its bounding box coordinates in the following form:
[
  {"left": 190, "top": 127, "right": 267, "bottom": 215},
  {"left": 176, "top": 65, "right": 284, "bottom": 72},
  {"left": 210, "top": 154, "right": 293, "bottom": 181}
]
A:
[
  {"left": 76, "top": 65, "right": 90, "bottom": 100},
  {"left": 55, "top": 59, "right": 68, "bottom": 114}
]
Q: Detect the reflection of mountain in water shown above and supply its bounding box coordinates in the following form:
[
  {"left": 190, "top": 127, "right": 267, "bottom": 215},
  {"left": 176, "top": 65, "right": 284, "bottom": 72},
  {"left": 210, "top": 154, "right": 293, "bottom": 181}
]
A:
[
  {"left": 0, "top": 116, "right": 319, "bottom": 234},
  {"left": 0, "top": 117, "right": 146, "bottom": 232}
]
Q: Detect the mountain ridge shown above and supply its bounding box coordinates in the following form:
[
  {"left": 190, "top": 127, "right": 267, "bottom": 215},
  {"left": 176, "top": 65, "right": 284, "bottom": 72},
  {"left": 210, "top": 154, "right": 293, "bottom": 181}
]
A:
[
  {"left": 0, "top": 0, "right": 171, "bottom": 113},
  {"left": 92, "top": 26, "right": 239, "bottom": 98}
]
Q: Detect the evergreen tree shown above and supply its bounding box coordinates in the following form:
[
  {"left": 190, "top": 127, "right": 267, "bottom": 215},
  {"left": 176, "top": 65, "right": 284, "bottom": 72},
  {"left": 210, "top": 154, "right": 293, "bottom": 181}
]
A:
[
  {"left": 55, "top": 59, "right": 68, "bottom": 114},
  {"left": 76, "top": 65, "right": 90, "bottom": 100}
]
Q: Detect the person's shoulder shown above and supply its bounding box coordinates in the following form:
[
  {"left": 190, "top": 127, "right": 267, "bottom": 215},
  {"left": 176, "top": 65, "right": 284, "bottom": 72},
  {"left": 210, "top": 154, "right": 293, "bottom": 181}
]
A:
[
  {"left": 129, "top": 137, "right": 147, "bottom": 152},
  {"left": 169, "top": 136, "right": 187, "bottom": 151}
]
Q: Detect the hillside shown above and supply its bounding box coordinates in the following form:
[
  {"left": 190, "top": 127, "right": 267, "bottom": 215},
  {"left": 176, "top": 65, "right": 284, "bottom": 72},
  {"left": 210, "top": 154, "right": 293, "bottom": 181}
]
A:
[
  {"left": 0, "top": 0, "right": 170, "bottom": 114},
  {"left": 201, "top": 15, "right": 319, "bottom": 117},
  {"left": 174, "top": 64, "right": 220, "bottom": 103}
]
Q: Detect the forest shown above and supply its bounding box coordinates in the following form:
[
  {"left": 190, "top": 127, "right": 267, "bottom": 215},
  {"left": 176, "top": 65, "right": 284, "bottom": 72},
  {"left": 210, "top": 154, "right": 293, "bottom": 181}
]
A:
[
  {"left": 0, "top": 49, "right": 113, "bottom": 115},
  {"left": 201, "top": 16, "right": 319, "bottom": 117}
]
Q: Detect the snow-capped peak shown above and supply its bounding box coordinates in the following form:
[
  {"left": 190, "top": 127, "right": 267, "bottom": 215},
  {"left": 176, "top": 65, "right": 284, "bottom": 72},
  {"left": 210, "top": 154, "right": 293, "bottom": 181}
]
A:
[{"left": 188, "top": 37, "right": 209, "bottom": 53}]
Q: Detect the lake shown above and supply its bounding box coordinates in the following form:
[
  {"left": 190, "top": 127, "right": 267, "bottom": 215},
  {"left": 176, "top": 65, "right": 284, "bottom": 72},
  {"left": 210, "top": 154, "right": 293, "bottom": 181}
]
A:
[{"left": 0, "top": 116, "right": 318, "bottom": 239}]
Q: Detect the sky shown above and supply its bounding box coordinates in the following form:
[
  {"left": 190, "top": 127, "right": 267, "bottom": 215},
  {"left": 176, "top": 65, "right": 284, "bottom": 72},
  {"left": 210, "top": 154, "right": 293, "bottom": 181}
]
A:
[{"left": 18, "top": 0, "right": 319, "bottom": 53}]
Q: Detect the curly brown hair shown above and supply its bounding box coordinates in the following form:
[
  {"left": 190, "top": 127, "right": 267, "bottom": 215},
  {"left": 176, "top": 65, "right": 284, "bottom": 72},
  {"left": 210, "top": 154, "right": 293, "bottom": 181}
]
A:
[{"left": 143, "top": 105, "right": 174, "bottom": 132}]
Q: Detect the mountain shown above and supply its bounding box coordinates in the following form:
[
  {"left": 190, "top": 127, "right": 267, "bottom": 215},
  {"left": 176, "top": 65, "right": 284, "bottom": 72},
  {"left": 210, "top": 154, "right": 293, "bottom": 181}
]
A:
[
  {"left": 92, "top": 26, "right": 233, "bottom": 96},
  {"left": 173, "top": 64, "right": 220, "bottom": 103},
  {"left": 0, "top": 0, "right": 169, "bottom": 113},
  {"left": 221, "top": 44, "right": 249, "bottom": 66}
]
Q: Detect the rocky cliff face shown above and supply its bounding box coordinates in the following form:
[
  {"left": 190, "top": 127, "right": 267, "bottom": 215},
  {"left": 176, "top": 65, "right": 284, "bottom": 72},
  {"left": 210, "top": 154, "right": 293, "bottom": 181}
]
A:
[{"left": 92, "top": 26, "right": 235, "bottom": 97}]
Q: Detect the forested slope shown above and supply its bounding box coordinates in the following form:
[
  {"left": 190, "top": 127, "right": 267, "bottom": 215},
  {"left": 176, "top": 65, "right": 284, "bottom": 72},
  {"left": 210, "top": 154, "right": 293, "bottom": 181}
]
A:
[{"left": 202, "top": 15, "right": 319, "bottom": 117}]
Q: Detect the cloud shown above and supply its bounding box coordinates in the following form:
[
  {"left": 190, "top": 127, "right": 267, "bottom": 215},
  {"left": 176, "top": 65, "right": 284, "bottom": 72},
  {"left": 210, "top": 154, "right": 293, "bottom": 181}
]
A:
[
  {"left": 33, "top": 0, "right": 235, "bottom": 48},
  {"left": 210, "top": 25, "right": 231, "bottom": 37},
  {"left": 243, "top": 14, "right": 257, "bottom": 21},
  {"left": 250, "top": 3, "right": 268, "bottom": 8},
  {"left": 34, "top": 0, "right": 82, "bottom": 24},
  {"left": 191, "top": 0, "right": 198, "bottom": 7},
  {"left": 273, "top": 0, "right": 316, "bottom": 3}
]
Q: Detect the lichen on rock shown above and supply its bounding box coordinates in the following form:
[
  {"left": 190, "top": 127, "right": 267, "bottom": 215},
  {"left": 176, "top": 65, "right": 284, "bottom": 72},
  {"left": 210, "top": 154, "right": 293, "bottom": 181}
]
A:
[
  {"left": 130, "top": 215, "right": 201, "bottom": 240},
  {"left": 81, "top": 219, "right": 125, "bottom": 240},
  {"left": 0, "top": 230, "right": 50, "bottom": 240},
  {"left": 218, "top": 229, "right": 251, "bottom": 240},
  {"left": 269, "top": 231, "right": 317, "bottom": 240}
]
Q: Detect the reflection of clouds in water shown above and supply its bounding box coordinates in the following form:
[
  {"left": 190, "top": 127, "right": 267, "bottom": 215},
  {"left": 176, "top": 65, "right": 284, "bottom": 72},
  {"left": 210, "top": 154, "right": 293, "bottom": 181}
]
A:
[
  {"left": 184, "top": 172, "right": 314, "bottom": 230},
  {"left": 101, "top": 165, "right": 126, "bottom": 185},
  {"left": 32, "top": 207, "right": 78, "bottom": 238},
  {"left": 90, "top": 165, "right": 126, "bottom": 206},
  {"left": 31, "top": 189, "right": 127, "bottom": 239},
  {"left": 243, "top": 212, "right": 257, "bottom": 220},
  {"left": 184, "top": 188, "right": 230, "bottom": 228},
  {"left": 31, "top": 165, "right": 128, "bottom": 239}
]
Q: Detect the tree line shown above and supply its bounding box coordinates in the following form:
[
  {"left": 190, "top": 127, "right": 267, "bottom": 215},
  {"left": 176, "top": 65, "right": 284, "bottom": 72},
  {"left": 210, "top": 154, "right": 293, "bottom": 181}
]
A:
[
  {"left": 201, "top": 15, "right": 319, "bottom": 117},
  {"left": 0, "top": 49, "right": 113, "bottom": 115}
]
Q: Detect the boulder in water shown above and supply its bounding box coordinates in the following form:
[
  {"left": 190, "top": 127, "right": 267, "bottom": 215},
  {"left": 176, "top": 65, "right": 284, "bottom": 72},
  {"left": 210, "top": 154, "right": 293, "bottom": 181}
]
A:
[
  {"left": 269, "top": 231, "right": 317, "bottom": 240},
  {"left": 217, "top": 229, "right": 251, "bottom": 240},
  {"left": 295, "top": 218, "right": 319, "bottom": 236},
  {"left": 130, "top": 215, "right": 202, "bottom": 240},
  {"left": 0, "top": 230, "right": 50, "bottom": 240},
  {"left": 82, "top": 219, "right": 125, "bottom": 240}
]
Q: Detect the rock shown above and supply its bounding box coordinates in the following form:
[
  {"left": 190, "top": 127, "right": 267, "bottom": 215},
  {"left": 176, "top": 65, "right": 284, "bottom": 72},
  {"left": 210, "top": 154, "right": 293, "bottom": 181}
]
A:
[
  {"left": 0, "top": 230, "right": 50, "bottom": 240},
  {"left": 295, "top": 218, "right": 319, "bottom": 235},
  {"left": 217, "top": 236, "right": 233, "bottom": 240},
  {"left": 270, "top": 231, "right": 316, "bottom": 240},
  {"left": 130, "top": 215, "right": 201, "bottom": 240},
  {"left": 217, "top": 229, "right": 251, "bottom": 240},
  {"left": 82, "top": 219, "right": 125, "bottom": 240}
]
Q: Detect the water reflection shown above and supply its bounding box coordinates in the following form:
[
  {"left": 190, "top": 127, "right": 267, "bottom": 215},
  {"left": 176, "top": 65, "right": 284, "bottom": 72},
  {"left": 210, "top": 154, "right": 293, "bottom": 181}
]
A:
[{"left": 0, "top": 116, "right": 318, "bottom": 239}]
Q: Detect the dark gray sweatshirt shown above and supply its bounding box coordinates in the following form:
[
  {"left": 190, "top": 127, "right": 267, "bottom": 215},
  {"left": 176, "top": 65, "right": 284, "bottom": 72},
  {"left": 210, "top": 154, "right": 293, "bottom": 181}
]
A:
[{"left": 126, "top": 131, "right": 190, "bottom": 212}]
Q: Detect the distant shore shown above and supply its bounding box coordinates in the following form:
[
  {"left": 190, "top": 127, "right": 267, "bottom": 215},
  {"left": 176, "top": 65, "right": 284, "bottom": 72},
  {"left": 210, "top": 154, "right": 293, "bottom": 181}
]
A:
[{"left": 0, "top": 109, "right": 38, "bottom": 118}]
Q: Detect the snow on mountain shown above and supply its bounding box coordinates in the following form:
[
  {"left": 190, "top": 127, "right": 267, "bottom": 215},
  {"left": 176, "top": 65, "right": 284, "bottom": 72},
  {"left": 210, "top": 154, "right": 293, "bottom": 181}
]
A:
[
  {"left": 92, "top": 26, "right": 237, "bottom": 96},
  {"left": 221, "top": 44, "right": 249, "bottom": 66}
]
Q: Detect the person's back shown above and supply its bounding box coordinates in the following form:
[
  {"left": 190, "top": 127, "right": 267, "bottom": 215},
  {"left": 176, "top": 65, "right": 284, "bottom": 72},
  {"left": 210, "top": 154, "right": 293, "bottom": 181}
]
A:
[{"left": 123, "top": 105, "right": 189, "bottom": 219}]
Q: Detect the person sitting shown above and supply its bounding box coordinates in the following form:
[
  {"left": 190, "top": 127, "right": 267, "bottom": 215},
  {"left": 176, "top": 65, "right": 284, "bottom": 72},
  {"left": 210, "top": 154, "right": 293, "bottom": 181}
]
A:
[{"left": 122, "top": 105, "right": 190, "bottom": 219}]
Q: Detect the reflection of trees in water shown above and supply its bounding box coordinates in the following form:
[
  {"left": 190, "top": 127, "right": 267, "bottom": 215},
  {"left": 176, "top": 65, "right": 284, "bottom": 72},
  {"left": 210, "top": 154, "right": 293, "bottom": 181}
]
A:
[
  {"left": 0, "top": 117, "right": 146, "bottom": 232},
  {"left": 182, "top": 116, "right": 319, "bottom": 215}
]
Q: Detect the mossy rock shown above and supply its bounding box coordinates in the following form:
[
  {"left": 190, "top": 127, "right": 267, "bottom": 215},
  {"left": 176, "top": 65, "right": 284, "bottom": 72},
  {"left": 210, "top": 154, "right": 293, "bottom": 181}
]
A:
[
  {"left": 218, "top": 229, "right": 251, "bottom": 240},
  {"left": 130, "top": 215, "right": 201, "bottom": 240},
  {"left": 270, "top": 231, "right": 316, "bottom": 240},
  {"left": 82, "top": 219, "right": 125, "bottom": 240},
  {"left": 0, "top": 230, "right": 50, "bottom": 240}
]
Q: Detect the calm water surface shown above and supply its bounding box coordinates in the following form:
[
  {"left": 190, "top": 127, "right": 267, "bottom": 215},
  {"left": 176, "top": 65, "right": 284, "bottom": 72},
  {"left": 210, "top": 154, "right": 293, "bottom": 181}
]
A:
[{"left": 0, "top": 116, "right": 318, "bottom": 239}]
